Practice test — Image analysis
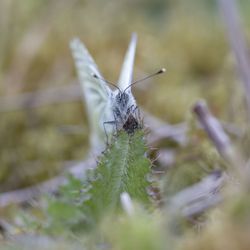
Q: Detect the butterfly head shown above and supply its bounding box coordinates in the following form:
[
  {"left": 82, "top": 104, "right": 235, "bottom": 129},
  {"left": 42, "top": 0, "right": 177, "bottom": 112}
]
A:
[
  {"left": 92, "top": 68, "right": 166, "bottom": 123},
  {"left": 116, "top": 91, "right": 129, "bottom": 108}
]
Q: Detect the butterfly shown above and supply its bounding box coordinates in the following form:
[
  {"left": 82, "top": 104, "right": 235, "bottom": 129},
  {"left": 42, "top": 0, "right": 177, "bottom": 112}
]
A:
[{"left": 70, "top": 33, "right": 165, "bottom": 154}]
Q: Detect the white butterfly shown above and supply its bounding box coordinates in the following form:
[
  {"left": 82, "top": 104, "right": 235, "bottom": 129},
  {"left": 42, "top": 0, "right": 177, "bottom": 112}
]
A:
[{"left": 70, "top": 34, "right": 164, "bottom": 154}]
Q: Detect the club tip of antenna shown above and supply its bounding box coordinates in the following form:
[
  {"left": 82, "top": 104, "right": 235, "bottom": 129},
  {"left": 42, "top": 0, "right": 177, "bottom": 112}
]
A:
[
  {"left": 92, "top": 73, "right": 98, "bottom": 78},
  {"left": 158, "top": 68, "right": 166, "bottom": 74}
]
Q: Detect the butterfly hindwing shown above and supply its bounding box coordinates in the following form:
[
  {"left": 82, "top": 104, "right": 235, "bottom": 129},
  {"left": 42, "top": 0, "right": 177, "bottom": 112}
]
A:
[
  {"left": 118, "top": 33, "right": 137, "bottom": 93},
  {"left": 115, "top": 33, "right": 138, "bottom": 128}
]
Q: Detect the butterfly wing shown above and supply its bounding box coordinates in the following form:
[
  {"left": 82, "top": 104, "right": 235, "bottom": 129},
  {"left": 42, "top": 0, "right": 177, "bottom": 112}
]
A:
[
  {"left": 70, "top": 38, "right": 114, "bottom": 153},
  {"left": 117, "top": 33, "right": 138, "bottom": 124},
  {"left": 117, "top": 33, "right": 137, "bottom": 93}
]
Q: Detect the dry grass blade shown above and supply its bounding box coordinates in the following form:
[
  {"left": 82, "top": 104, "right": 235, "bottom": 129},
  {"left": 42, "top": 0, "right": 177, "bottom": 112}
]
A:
[
  {"left": 168, "top": 171, "right": 225, "bottom": 218},
  {"left": 193, "top": 100, "right": 233, "bottom": 159},
  {"left": 0, "top": 158, "right": 95, "bottom": 207},
  {"left": 218, "top": 0, "right": 250, "bottom": 116}
]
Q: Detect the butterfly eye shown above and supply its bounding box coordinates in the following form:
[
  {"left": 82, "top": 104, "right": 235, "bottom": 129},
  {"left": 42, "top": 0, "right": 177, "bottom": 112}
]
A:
[{"left": 116, "top": 92, "right": 123, "bottom": 101}]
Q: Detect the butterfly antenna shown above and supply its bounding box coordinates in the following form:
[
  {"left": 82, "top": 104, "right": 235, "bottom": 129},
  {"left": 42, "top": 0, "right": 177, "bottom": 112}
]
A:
[
  {"left": 92, "top": 73, "right": 121, "bottom": 92},
  {"left": 124, "top": 68, "right": 166, "bottom": 92}
]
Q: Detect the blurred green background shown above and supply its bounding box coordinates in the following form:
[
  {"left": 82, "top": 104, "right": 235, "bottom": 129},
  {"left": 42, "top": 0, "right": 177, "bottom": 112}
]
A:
[{"left": 0, "top": 0, "right": 249, "bottom": 192}]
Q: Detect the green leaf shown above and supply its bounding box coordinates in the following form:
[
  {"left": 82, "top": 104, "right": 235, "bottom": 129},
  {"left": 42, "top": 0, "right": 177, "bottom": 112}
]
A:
[
  {"left": 83, "top": 130, "right": 151, "bottom": 225},
  {"left": 46, "top": 129, "right": 152, "bottom": 232}
]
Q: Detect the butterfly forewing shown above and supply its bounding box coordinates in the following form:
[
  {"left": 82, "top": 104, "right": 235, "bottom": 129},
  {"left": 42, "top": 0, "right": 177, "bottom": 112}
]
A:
[{"left": 70, "top": 39, "right": 114, "bottom": 153}]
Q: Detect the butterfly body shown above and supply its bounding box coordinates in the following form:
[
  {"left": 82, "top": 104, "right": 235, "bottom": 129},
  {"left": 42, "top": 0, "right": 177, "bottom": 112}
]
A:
[{"left": 111, "top": 91, "right": 137, "bottom": 130}]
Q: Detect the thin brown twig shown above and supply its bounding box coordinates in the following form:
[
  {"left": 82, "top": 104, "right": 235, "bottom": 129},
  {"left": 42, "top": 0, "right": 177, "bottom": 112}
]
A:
[
  {"left": 193, "top": 100, "right": 245, "bottom": 182},
  {"left": 168, "top": 171, "right": 225, "bottom": 218},
  {"left": 143, "top": 110, "right": 188, "bottom": 145},
  {"left": 193, "top": 100, "right": 233, "bottom": 159}
]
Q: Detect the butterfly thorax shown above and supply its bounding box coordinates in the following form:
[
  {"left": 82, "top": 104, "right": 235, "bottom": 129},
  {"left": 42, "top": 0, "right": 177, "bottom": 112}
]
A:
[{"left": 112, "top": 91, "right": 137, "bottom": 128}]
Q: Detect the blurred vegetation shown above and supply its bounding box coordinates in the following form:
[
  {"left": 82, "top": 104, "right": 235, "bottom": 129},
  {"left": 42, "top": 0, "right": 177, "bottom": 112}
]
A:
[
  {"left": 45, "top": 130, "right": 151, "bottom": 233},
  {"left": 1, "top": 0, "right": 250, "bottom": 190},
  {"left": 1, "top": 0, "right": 250, "bottom": 249}
]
